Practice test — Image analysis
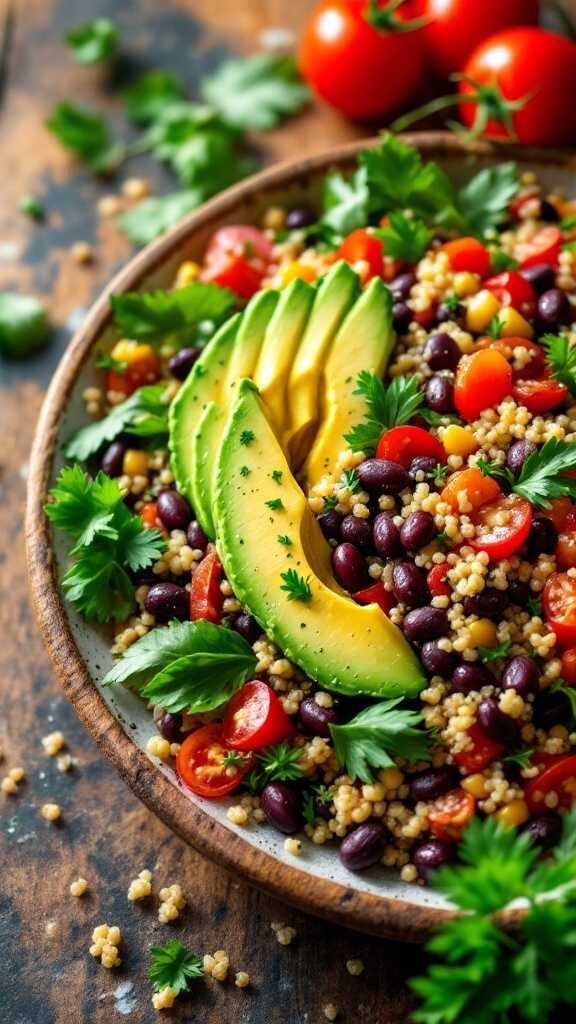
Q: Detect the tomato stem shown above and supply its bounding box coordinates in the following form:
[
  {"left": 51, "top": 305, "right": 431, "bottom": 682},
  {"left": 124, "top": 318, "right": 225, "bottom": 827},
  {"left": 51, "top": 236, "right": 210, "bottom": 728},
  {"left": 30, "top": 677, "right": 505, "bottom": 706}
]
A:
[{"left": 364, "top": 0, "right": 429, "bottom": 34}]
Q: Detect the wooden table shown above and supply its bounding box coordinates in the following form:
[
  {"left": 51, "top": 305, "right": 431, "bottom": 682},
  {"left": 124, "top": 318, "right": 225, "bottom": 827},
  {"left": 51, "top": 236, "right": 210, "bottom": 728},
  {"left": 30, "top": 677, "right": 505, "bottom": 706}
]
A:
[{"left": 0, "top": 2, "right": 427, "bottom": 1020}]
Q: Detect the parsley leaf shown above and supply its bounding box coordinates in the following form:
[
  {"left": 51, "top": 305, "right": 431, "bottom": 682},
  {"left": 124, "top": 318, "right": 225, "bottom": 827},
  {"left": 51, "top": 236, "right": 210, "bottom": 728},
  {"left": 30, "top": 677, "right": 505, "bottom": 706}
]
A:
[
  {"left": 265, "top": 498, "right": 284, "bottom": 511},
  {"left": 245, "top": 742, "right": 304, "bottom": 792},
  {"left": 456, "top": 163, "right": 519, "bottom": 236},
  {"left": 342, "top": 468, "right": 360, "bottom": 492},
  {"left": 104, "top": 619, "right": 257, "bottom": 713},
  {"left": 123, "top": 71, "right": 185, "bottom": 124},
  {"left": 329, "top": 698, "right": 429, "bottom": 783},
  {"left": 514, "top": 437, "right": 576, "bottom": 508},
  {"left": 504, "top": 747, "right": 535, "bottom": 771},
  {"left": 65, "top": 18, "right": 118, "bottom": 65},
  {"left": 344, "top": 372, "right": 424, "bottom": 452},
  {"left": 240, "top": 430, "right": 255, "bottom": 447},
  {"left": 541, "top": 332, "right": 576, "bottom": 396},
  {"left": 46, "top": 102, "right": 124, "bottom": 172},
  {"left": 489, "top": 249, "right": 519, "bottom": 273},
  {"left": 0, "top": 292, "right": 51, "bottom": 358},
  {"left": 149, "top": 939, "right": 203, "bottom": 995},
  {"left": 200, "top": 54, "right": 309, "bottom": 131},
  {"left": 280, "top": 569, "right": 312, "bottom": 603},
  {"left": 478, "top": 639, "right": 512, "bottom": 663},
  {"left": 110, "top": 282, "right": 235, "bottom": 345},
  {"left": 118, "top": 191, "right": 207, "bottom": 245},
  {"left": 551, "top": 680, "right": 576, "bottom": 720},
  {"left": 277, "top": 534, "right": 292, "bottom": 546},
  {"left": 63, "top": 384, "right": 169, "bottom": 461},
  {"left": 375, "top": 211, "right": 432, "bottom": 263},
  {"left": 321, "top": 167, "right": 370, "bottom": 239}
]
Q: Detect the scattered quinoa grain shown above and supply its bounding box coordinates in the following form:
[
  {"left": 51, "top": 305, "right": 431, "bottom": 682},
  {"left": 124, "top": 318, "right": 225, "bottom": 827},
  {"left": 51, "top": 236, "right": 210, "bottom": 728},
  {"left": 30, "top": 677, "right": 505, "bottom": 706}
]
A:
[
  {"left": 70, "top": 877, "right": 88, "bottom": 897},
  {"left": 42, "top": 731, "right": 65, "bottom": 756},
  {"left": 127, "top": 868, "right": 152, "bottom": 901},
  {"left": 346, "top": 959, "right": 365, "bottom": 976},
  {"left": 41, "top": 802, "right": 61, "bottom": 822},
  {"left": 146, "top": 735, "right": 171, "bottom": 761},
  {"left": 323, "top": 1003, "right": 339, "bottom": 1021},
  {"left": 235, "top": 971, "right": 251, "bottom": 988}
]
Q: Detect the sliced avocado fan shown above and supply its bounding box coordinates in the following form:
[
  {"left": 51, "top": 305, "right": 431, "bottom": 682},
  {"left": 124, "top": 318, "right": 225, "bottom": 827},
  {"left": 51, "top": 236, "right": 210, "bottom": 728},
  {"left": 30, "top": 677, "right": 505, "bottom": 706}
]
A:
[{"left": 214, "top": 380, "right": 425, "bottom": 699}]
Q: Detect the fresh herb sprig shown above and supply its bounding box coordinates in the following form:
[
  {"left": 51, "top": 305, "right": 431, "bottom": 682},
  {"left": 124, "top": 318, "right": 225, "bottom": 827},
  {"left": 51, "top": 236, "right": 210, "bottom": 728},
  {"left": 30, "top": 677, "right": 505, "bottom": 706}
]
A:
[
  {"left": 280, "top": 569, "right": 312, "bottom": 603},
  {"left": 110, "top": 282, "right": 235, "bottom": 346},
  {"left": 66, "top": 18, "right": 119, "bottom": 64},
  {"left": 479, "top": 438, "right": 576, "bottom": 509},
  {"left": 541, "top": 333, "right": 576, "bottom": 397},
  {"left": 200, "top": 54, "right": 310, "bottom": 131},
  {"left": 63, "top": 384, "right": 170, "bottom": 461},
  {"left": 329, "top": 699, "right": 429, "bottom": 783},
  {"left": 375, "top": 211, "right": 432, "bottom": 263},
  {"left": 45, "top": 102, "right": 125, "bottom": 173},
  {"left": 149, "top": 939, "right": 203, "bottom": 995},
  {"left": 478, "top": 639, "right": 512, "bottom": 663},
  {"left": 245, "top": 742, "right": 304, "bottom": 792},
  {"left": 344, "top": 371, "right": 424, "bottom": 453}
]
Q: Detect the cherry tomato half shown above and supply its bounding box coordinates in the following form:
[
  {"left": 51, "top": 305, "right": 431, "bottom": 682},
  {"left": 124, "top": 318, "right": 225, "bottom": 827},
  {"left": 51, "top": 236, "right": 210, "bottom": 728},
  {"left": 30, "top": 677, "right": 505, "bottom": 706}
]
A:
[
  {"left": 376, "top": 425, "right": 445, "bottom": 467},
  {"left": 441, "top": 237, "right": 491, "bottom": 278},
  {"left": 561, "top": 648, "right": 576, "bottom": 686},
  {"left": 353, "top": 581, "right": 395, "bottom": 615},
  {"left": 524, "top": 754, "right": 576, "bottom": 813},
  {"left": 544, "top": 572, "right": 576, "bottom": 648},
  {"left": 476, "top": 336, "right": 545, "bottom": 382},
  {"left": 454, "top": 723, "right": 504, "bottom": 774},
  {"left": 426, "top": 563, "right": 451, "bottom": 598},
  {"left": 429, "top": 788, "right": 476, "bottom": 843},
  {"left": 556, "top": 532, "right": 576, "bottom": 572},
  {"left": 201, "top": 225, "right": 273, "bottom": 299},
  {"left": 440, "top": 467, "right": 501, "bottom": 514},
  {"left": 106, "top": 342, "right": 161, "bottom": 397},
  {"left": 516, "top": 226, "right": 563, "bottom": 270},
  {"left": 471, "top": 494, "right": 533, "bottom": 560},
  {"left": 454, "top": 349, "right": 513, "bottom": 421},
  {"left": 420, "top": 0, "right": 539, "bottom": 79},
  {"left": 176, "top": 725, "right": 253, "bottom": 798},
  {"left": 222, "top": 680, "right": 294, "bottom": 751},
  {"left": 336, "top": 228, "right": 383, "bottom": 279},
  {"left": 512, "top": 377, "right": 568, "bottom": 415},
  {"left": 190, "top": 550, "right": 224, "bottom": 624},
  {"left": 483, "top": 271, "right": 536, "bottom": 320},
  {"left": 544, "top": 498, "right": 576, "bottom": 534}
]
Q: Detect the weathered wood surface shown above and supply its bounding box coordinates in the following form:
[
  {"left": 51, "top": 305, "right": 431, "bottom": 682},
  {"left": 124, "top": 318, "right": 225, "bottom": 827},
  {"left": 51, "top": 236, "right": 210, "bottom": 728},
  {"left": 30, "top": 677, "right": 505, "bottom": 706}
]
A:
[{"left": 8, "top": 0, "right": 563, "bottom": 1019}]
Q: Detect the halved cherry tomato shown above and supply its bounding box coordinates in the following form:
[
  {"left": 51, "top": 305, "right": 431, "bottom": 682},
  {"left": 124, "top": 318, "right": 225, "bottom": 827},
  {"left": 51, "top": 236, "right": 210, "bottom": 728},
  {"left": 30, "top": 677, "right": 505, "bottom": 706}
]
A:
[
  {"left": 106, "top": 341, "right": 161, "bottom": 397},
  {"left": 222, "top": 680, "right": 294, "bottom": 751},
  {"left": 454, "top": 349, "right": 513, "bottom": 421},
  {"left": 483, "top": 271, "right": 536, "bottom": 320},
  {"left": 201, "top": 225, "right": 272, "bottom": 299},
  {"left": 176, "top": 724, "right": 253, "bottom": 798},
  {"left": 561, "top": 648, "right": 576, "bottom": 686},
  {"left": 440, "top": 467, "right": 501, "bottom": 514},
  {"left": 426, "top": 563, "right": 451, "bottom": 598},
  {"left": 476, "top": 337, "right": 545, "bottom": 381},
  {"left": 544, "top": 572, "right": 576, "bottom": 647},
  {"left": 376, "top": 425, "right": 445, "bottom": 467},
  {"left": 429, "top": 788, "right": 476, "bottom": 843},
  {"left": 454, "top": 723, "right": 504, "bottom": 774},
  {"left": 516, "top": 226, "right": 563, "bottom": 269},
  {"left": 190, "top": 550, "right": 224, "bottom": 624},
  {"left": 471, "top": 494, "right": 533, "bottom": 561},
  {"left": 512, "top": 377, "right": 568, "bottom": 415},
  {"left": 441, "top": 238, "right": 490, "bottom": 278},
  {"left": 353, "top": 581, "right": 395, "bottom": 615},
  {"left": 337, "top": 229, "right": 384, "bottom": 280},
  {"left": 524, "top": 753, "right": 576, "bottom": 813},
  {"left": 544, "top": 498, "right": 576, "bottom": 534},
  {"left": 556, "top": 532, "right": 576, "bottom": 571}
]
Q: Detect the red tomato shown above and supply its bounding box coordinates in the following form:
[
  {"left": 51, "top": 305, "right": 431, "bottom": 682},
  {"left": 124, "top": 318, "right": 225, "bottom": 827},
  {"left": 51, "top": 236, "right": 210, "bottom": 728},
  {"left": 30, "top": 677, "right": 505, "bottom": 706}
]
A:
[
  {"left": 512, "top": 377, "right": 568, "bottom": 415},
  {"left": 544, "top": 498, "right": 576, "bottom": 534},
  {"left": 420, "top": 0, "right": 539, "bottom": 79},
  {"left": 201, "top": 252, "right": 264, "bottom": 300},
  {"left": 471, "top": 494, "right": 533, "bottom": 560},
  {"left": 561, "top": 648, "right": 576, "bottom": 686},
  {"left": 353, "top": 581, "right": 395, "bottom": 615},
  {"left": 524, "top": 754, "right": 576, "bottom": 813},
  {"left": 483, "top": 271, "right": 536, "bottom": 320},
  {"left": 222, "top": 680, "right": 294, "bottom": 751},
  {"left": 140, "top": 502, "right": 164, "bottom": 532},
  {"left": 176, "top": 725, "right": 253, "bottom": 798},
  {"left": 376, "top": 425, "right": 445, "bottom": 467},
  {"left": 476, "top": 336, "right": 545, "bottom": 381},
  {"left": 458, "top": 28, "right": 576, "bottom": 147},
  {"left": 454, "top": 349, "right": 513, "bottom": 421},
  {"left": 454, "top": 723, "right": 505, "bottom": 774},
  {"left": 557, "top": 532, "right": 576, "bottom": 572},
  {"left": 429, "top": 789, "right": 476, "bottom": 843},
  {"left": 201, "top": 225, "right": 272, "bottom": 299},
  {"left": 204, "top": 225, "right": 273, "bottom": 264},
  {"left": 441, "top": 237, "right": 490, "bottom": 278},
  {"left": 190, "top": 551, "right": 224, "bottom": 624},
  {"left": 337, "top": 229, "right": 383, "bottom": 279},
  {"left": 516, "top": 226, "right": 563, "bottom": 270},
  {"left": 426, "top": 563, "right": 451, "bottom": 598},
  {"left": 298, "top": 0, "right": 426, "bottom": 120},
  {"left": 544, "top": 572, "right": 576, "bottom": 647},
  {"left": 106, "top": 344, "right": 161, "bottom": 397}
]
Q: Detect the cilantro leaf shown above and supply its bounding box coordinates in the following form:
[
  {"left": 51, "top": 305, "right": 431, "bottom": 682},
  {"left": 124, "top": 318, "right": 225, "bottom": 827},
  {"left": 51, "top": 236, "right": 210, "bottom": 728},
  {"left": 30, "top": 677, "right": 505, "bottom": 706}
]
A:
[
  {"left": 280, "top": 569, "right": 312, "bottom": 602},
  {"left": 200, "top": 54, "right": 309, "bottom": 131},
  {"left": 61, "top": 550, "right": 136, "bottom": 622},
  {"left": 541, "top": 333, "right": 576, "bottom": 396},
  {"left": 456, "top": 163, "right": 519, "bottom": 236},
  {"left": 514, "top": 437, "right": 576, "bottom": 508},
  {"left": 118, "top": 191, "right": 206, "bottom": 245},
  {"left": 46, "top": 102, "right": 124, "bottom": 172},
  {"left": 489, "top": 249, "right": 519, "bottom": 273},
  {"left": 65, "top": 18, "right": 119, "bottom": 65},
  {"left": 375, "top": 211, "right": 432, "bottom": 263},
  {"left": 0, "top": 292, "right": 51, "bottom": 358},
  {"left": 245, "top": 742, "right": 304, "bottom": 792},
  {"left": 123, "top": 71, "right": 185, "bottom": 124},
  {"left": 63, "top": 384, "right": 170, "bottom": 461},
  {"left": 321, "top": 167, "right": 370, "bottom": 239},
  {"left": 329, "top": 698, "right": 429, "bottom": 783},
  {"left": 110, "top": 282, "right": 235, "bottom": 344},
  {"left": 344, "top": 372, "right": 424, "bottom": 452},
  {"left": 478, "top": 639, "right": 512, "bottom": 663},
  {"left": 45, "top": 465, "right": 120, "bottom": 546},
  {"left": 149, "top": 939, "right": 203, "bottom": 995}
]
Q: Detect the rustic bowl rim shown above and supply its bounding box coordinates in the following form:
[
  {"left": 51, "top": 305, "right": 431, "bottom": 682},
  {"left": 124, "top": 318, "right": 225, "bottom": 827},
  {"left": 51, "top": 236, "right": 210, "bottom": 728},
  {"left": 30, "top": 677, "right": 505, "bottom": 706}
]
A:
[{"left": 25, "top": 131, "right": 576, "bottom": 942}]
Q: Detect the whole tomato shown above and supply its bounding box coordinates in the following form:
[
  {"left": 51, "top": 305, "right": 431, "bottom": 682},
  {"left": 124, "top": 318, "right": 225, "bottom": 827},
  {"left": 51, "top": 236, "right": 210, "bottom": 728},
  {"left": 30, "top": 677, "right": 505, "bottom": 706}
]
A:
[
  {"left": 458, "top": 28, "right": 576, "bottom": 146},
  {"left": 421, "top": 0, "right": 539, "bottom": 79},
  {"left": 298, "top": 0, "right": 426, "bottom": 120}
]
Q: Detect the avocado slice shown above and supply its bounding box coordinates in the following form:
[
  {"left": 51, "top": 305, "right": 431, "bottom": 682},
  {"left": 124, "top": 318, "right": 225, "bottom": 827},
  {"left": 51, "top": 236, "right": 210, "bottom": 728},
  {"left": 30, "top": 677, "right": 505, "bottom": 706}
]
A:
[
  {"left": 285, "top": 261, "right": 360, "bottom": 469},
  {"left": 253, "top": 277, "right": 316, "bottom": 436},
  {"left": 169, "top": 314, "right": 241, "bottom": 505},
  {"left": 215, "top": 380, "right": 425, "bottom": 699},
  {"left": 305, "top": 278, "right": 395, "bottom": 489}
]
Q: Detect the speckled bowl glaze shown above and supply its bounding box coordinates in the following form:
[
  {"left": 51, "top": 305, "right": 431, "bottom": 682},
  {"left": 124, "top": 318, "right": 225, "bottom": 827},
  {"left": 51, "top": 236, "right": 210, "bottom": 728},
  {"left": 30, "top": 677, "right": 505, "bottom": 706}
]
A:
[{"left": 26, "top": 133, "right": 576, "bottom": 941}]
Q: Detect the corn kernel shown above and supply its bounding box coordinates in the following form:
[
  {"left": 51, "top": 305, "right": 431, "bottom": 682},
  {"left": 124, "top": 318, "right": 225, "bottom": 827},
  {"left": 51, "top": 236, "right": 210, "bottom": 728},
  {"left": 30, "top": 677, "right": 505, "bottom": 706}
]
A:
[
  {"left": 279, "top": 261, "right": 317, "bottom": 286},
  {"left": 111, "top": 339, "right": 155, "bottom": 367},
  {"left": 453, "top": 271, "right": 480, "bottom": 298},
  {"left": 494, "top": 798, "right": 529, "bottom": 828},
  {"left": 442, "top": 424, "right": 479, "bottom": 458},
  {"left": 467, "top": 618, "right": 498, "bottom": 648},
  {"left": 497, "top": 306, "right": 533, "bottom": 339},
  {"left": 123, "top": 449, "right": 150, "bottom": 477},
  {"left": 175, "top": 260, "right": 200, "bottom": 288},
  {"left": 462, "top": 773, "right": 488, "bottom": 798},
  {"left": 465, "top": 290, "right": 501, "bottom": 333}
]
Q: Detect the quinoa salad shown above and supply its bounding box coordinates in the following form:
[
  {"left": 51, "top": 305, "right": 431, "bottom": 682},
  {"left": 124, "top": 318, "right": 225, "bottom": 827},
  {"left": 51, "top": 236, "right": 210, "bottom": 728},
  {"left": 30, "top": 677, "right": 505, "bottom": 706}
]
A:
[{"left": 46, "top": 134, "right": 576, "bottom": 886}]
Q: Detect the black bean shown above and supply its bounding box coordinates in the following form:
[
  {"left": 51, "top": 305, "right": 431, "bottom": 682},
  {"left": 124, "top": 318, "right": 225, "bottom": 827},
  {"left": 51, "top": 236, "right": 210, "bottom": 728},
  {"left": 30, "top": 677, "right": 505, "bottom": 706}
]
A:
[
  {"left": 390, "top": 272, "right": 416, "bottom": 300},
  {"left": 168, "top": 346, "right": 201, "bottom": 381},
  {"left": 508, "top": 579, "right": 531, "bottom": 606},
  {"left": 392, "top": 562, "right": 429, "bottom": 608},
  {"left": 477, "top": 698, "right": 519, "bottom": 746},
  {"left": 339, "top": 821, "right": 388, "bottom": 871},
  {"left": 260, "top": 783, "right": 303, "bottom": 834},
  {"left": 144, "top": 583, "right": 189, "bottom": 622},
  {"left": 393, "top": 301, "right": 412, "bottom": 333},
  {"left": 340, "top": 514, "right": 372, "bottom": 551},
  {"left": 409, "top": 767, "right": 458, "bottom": 802},
  {"left": 412, "top": 839, "right": 456, "bottom": 880},
  {"left": 451, "top": 663, "right": 494, "bottom": 693},
  {"left": 332, "top": 543, "right": 370, "bottom": 592},
  {"left": 501, "top": 655, "right": 539, "bottom": 699},
  {"left": 519, "top": 263, "right": 556, "bottom": 294},
  {"left": 522, "top": 813, "right": 562, "bottom": 850},
  {"left": 400, "top": 511, "right": 436, "bottom": 552},
  {"left": 357, "top": 458, "right": 410, "bottom": 495},
  {"left": 402, "top": 606, "right": 448, "bottom": 643},
  {"left": 409, "top": 456, "right": 440, "bottom": 482},
  {"left": 463, "top": 588, "right": 507, "bottom": 619},
  {"left": 526, "top": 516, "right": 558, "bottom": 557},
  {"left": 232, "top": 613, "right": 260, "bottom": 645},
  {"left": 435, "top": 300, "right": 464, "bottom": 326},
  {"left": 539, "top": 199, "right": 561, "bottom": 223},
  {"left": 100, "top": 437, "right": 130, "bottom": 477},
  {"left": 186, "top": 520, "right": 208, "bottom": 551},
  {"left": 286, "top": 205, "right": 316, "bottom": 229},
  {"left": 318, "top": 510, "right": 342, "bottom": 541},
  {"left": 156, "top": 489, "right": 192, "bottom": 531},
  {"left": 159, "top": 712, "right": 184, "bottom": 743},
  {"left": 537, "top": 288, "right": 572, "bottom": 327},
  {"left": 425, "top": 375, "right": 454, "bottom": 414},
  {"left": 372, "top": 512, "right": 403, "bottom": 559},
  {"left": 506, "top": 439, "right": 537, "bottom": 475},
  {"left": 423, "top": 331, "right": 460, "bottom": 371},
  {"left": 532, "top": 690, "right": 569, "bottom": 730},
  {"left": 299, "top": 696, "right": 339, "bottom": 737},
  {"left": 421, "top": 641, "right": 459, "bottom": 677}
]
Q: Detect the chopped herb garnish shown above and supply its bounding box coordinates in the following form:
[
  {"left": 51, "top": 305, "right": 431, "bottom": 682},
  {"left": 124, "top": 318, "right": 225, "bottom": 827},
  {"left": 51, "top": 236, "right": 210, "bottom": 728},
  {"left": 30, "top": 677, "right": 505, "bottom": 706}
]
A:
[
  {"left": 223, "top": 750, "right": 250, "bottom": 770},
  {"left": 271, "top": 469, "right": 283, "bottom": 483},
  {"left": 265, "top": 498, "right": 284, "bottom": 511},
  {"left": 478, "top": 639, "right": 512, "bottom": 663},
  {"left": 551, "top": 681, "right": 576, "bottom": 719},
  {"left": 239, "top": 465, "right": 251, "bottom": 478},
  {"left": 96, "top": 353, "right": 128, "bottom": 373},
  {"left": 527, "top": 596, "right": 543, "bottom": 617},
  {"left": 489, "top": 249, "right": 519, "bottom": 272},
  {"left": 375, "top": 211, "right": 432, "bottom": 263},
  {"left": 322, "top": 495, "right": 339, "bottom": 511},
  {"left": 245, "top": 742, "right": 304, "bottom": 792},
  {"left": 149, "top": 939, "right": 203, "bottom": 995},
  {"left": 476, "top": 456, "right": 514, "bottom": 486},
  {"left": 541, "top": 333, "right": 576, "bottom": 396},
  {"left": 302, "top": 791, "right": 317, "bottom": 828},
  {"left": 441, "top": 293, "right": 462, "bottom": 313},
  {"left": 240, "top": 430, "right": 255, "bottom": 447},
  {"left": 277, "top": 534, "right": 292, "bottom": 546},
  {"left": 504, "top": 747, "right": 535, "bottom": 771},
  {"left": 345, "top": 372, "right": 424, "bottom": 453},
  {"left": 330, "top": 698, "right": 429, "bottom": 783},
  {"left": 65, "top": 18, "right": 119, "bottom": 64},
  {"left": 342, "top": 468, "right": 361, "bottom": 492},
  {"left": 280, "top": 569, "right": 312, "bottom": 603},
  {"left": 487, "top": 314, "right": 504, "bottom": 340}
]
